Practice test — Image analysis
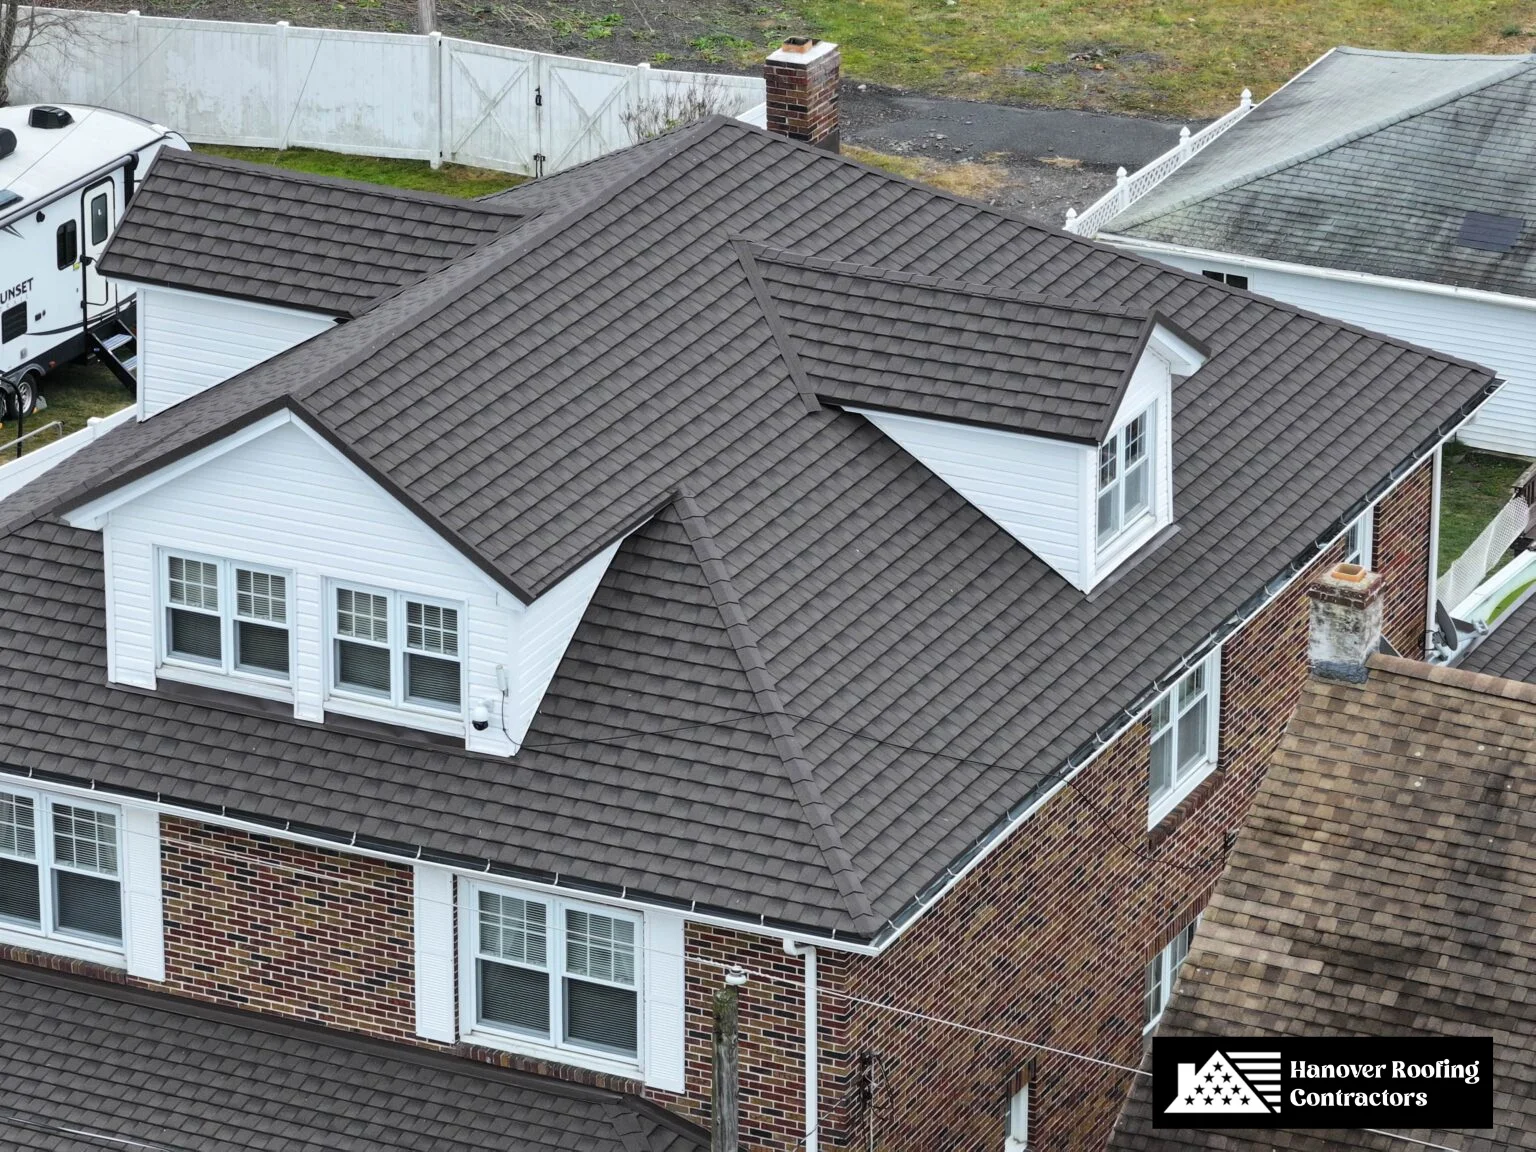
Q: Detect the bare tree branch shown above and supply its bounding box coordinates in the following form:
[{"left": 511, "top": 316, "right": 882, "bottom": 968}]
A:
[
  {"left": 1, "top": 4, "right": 97, "bottom": 106},
  {"left": 621, "top": 74, "right": 731, "bottom": 143}
]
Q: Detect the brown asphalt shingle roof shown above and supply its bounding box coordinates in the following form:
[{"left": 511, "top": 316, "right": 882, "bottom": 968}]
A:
[
  {"left": 98, "top": 149, "right": 527, "bottom": 316},
  {"left": 0, "top": 961, "right": 705, "bottom": 1152},
  {"left": 1110, "top": 654, "right": 1536, "bottom": 1151},
  {"left": 0, "top": 117, "right": 1502, "bottom": 940}
]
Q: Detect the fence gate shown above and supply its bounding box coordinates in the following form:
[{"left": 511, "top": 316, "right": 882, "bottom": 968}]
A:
[{"left": 442, "top": 40, "right": 540, "bottom": 174}]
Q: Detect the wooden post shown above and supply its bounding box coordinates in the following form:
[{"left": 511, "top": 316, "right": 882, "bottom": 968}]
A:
[
  {"left": 418, "top": 0, "right": 436, "bottom": 35},
  {"left": 712, "top": 968, "right": 747, "bottom": 1152}
]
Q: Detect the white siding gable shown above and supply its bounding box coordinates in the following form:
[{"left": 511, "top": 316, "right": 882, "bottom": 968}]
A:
[
  {"left": 136, "top": 285, "right": 335, "bottom": 419},
  {"left": 1108, "top": 246, "right": 1536, "bottom": 456},
  {"left": 855, "top": 407, "right": 1093, "bottom": 587},
  {"left": 67, "top": 414, "right": 620, "bottom": 754}
]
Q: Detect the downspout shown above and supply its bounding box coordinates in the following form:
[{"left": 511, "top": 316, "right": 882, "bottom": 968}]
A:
[
  {"left": 1425, "top": 443, "right": 1443, "bottom": 656},
  {"left": 784, "top": 939, "right": 818, "bottom": 1152}
]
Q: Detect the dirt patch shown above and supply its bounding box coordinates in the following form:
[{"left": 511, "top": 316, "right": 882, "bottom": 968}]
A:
[{"left": 49, "top": 0, "right": 788, "bottom": 71}]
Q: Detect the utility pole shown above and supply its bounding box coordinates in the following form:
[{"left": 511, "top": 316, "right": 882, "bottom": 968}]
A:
[
  {"left": 712, "top": 967, "right": 748, "bottom": 1152},
  {"left": 416, "top": 0, "right": 435, "bottom": 34}
]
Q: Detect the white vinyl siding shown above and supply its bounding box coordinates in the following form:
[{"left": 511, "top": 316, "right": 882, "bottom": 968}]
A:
[
  {"left": 853, "top": 407, "right": 1092, "bottom": 588},
  {"left": 78, "top": 417, "right": 620, "bottom": 754},
  {"left": 1147, "top": 649, "right": 1222, "bottom": 828},
  {"left": 137, "top": 285, "right": 334, "bottom": 418},
  {"left": 1113, "top": 247, "right": 1536, "bottom": 457}
]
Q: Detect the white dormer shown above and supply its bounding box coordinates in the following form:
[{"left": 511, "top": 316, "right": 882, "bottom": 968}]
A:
[
  {"left": 63, "top": 411, "right": 620, "bottom": 754},
  {"left": 852, "top": 322, "right": 1204, "bottom": 593}
]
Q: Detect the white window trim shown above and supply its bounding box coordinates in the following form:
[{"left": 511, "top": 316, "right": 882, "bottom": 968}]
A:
[
  {"left": 1095, "top": 404, "right": 1158, "bottom": 561},
  {"left": 1143, "top": 917, "right": 1200, "bottom": 1033},
  {"left": 1146, "top": 648, "right": 1222, "bottom": 829},
  {"left": 458, "top": 879, "right": 645, "bottom": 1079},
  {"left": 156, "top": 548, "right": 295, "bottom": 698},
  {"left": 1004, "top": 1081, "right": 1030, "bottom": 1151},
  {"left": 0, "top": 785, "right": 126, "bottom": 968},
  {"left": 325, "top": 580, "right": 467, "bottom": 726},
  {"left": 1344, "top": 505, "right": 1374, "bottom": 569}
]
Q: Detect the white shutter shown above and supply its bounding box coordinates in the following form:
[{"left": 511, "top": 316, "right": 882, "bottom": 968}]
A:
[
  {"left": 122, "top": 807, "right": 165, "bottom": 982},
  {"left": 414, "top": 864, "right": 457, "bottom": 1043},
  {"left": 642, "top": 910, "right": 687, "bottom": 1093}
]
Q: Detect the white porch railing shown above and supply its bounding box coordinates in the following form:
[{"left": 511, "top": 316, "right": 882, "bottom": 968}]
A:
[{"left": 1064, "top": 89, "right": 1253, "bottom": 238}]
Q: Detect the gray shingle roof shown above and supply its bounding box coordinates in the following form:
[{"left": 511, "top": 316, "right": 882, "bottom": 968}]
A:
[
  {"left": 0, "top": 117, "right": 1501, "bottom": 940},
  {"left": 99, "top": 149, "right": 527, "bottom": 316},
  {"left": 1105, "top": 48, "right": 1536, "bottom": 298},
  {"left": 1110, "top": 655, "right": 1536, "bottom": 1151},
  {"left": 1458, "top": 582, "right": 1536, "bottom": 681},
  {"left": 749, "top": 246, "right": 1172, "bottom": 442},
  {"left": 0, "top": 961, "right": 705, "bottom": 1152}
]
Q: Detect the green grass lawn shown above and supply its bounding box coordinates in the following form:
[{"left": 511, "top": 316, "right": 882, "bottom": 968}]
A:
[
  {"left": 799, "top": 0, "right": 1536, "bottom": 116},
  {"left": 1438, "top": 447, "right": 1531, "bottom": 576},
  {"left": 193, "top": 145, "right": 523, "bottom": 198},
  {"left": 0, "top": 363, "right": 133, "bottom": 458}
]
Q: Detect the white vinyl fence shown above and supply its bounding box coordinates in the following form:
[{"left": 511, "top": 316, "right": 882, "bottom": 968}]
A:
[{"left": 9, "top": 8, "right": 765, "bottom": 176}]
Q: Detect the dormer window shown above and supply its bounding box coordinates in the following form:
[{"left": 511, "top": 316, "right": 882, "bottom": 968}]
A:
[
  {"left": 331, "top": 584, "right": 463, "bottom": 713},
  {"left": 162, "top": 553, "right": 292, "bottom": 681},
  {"left": 1097, "top": 407, "right": 1153, "bottom": 547}
]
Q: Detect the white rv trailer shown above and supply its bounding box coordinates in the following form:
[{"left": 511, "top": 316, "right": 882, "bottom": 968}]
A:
[{"left": 0, "top": 103, "right": 186, "bottom": 416}]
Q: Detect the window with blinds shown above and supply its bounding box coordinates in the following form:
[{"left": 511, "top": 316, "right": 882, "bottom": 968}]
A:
[
  {"left": 332, "top": 585, "right": 463, "bottom": 714},
  {"left": 472, "top": 885, "right": 640, "bottom": 1062},
  {"left": 162, "top": 553, "right": 291, "bottom": 682},
  {"left": 0, "top": 789, "right": 122, "bottom": 948}
]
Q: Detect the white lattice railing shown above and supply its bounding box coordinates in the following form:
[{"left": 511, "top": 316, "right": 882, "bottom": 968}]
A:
[
  {"left": 1440, "top": 494, "right": 1531, "bottom": 616},
  {"left": 1064, "top": 89, "right": 1253, "bottom": 238}
]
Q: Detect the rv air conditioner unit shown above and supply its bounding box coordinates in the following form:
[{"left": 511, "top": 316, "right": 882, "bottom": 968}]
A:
[
  {"left": 0, "top": 128, "right": 15, "bottom": 159},
  {"left": 28, "top": 106, "right": 73, "bottom": 130}
]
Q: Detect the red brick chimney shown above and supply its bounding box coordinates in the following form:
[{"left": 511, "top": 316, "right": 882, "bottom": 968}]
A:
[{"left": 765, "top": 37, "right": 840, "bottom": 153}]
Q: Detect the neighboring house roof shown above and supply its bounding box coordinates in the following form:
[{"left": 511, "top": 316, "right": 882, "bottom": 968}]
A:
[
  {"left": 1110, "top": 654, "right": 1536, "bottom": 1151},
  {"left": 1458, "top": 584, "right": 1536, "bottom": 680},
  {"left": 0, "top": 117, "right": 1498, "bottom": 942},
  {"left": 98, "top": 149, "right": 527, "bottom": 317},
  {"left": 0, "top": 961, "right": 705, "bottom": 1152},
  {"left": 1105, "top": 48, "right": 1536, "bottom": 298},
  {"left": 749, "top": 247, "right": 1183, "bottom": 442}
]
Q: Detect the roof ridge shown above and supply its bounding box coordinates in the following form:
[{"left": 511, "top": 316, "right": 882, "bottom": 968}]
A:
[
  {"left": 1113, "top": 56, "right": 1535, "bottom": 230},
  {"left": 673, "top": 492, "right": 879, "bottom": 934},
  {"left": 1369, "top": 652, "right": 1536, "bottom": 706},
  {"left": 749, "top": 243, "right": 1151, "bottom": 320},
  {"left": 153, "top": 146, "right": 527, "bottom": 215}
]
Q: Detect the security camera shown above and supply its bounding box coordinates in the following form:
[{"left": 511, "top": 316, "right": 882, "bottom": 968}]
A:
[{"left": 471, "top": 701, "right": 490, "bottom": 732}]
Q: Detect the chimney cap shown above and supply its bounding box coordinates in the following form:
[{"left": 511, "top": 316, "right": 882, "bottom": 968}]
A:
[{"left": 768, "top": 37, "right": 839, "bottom": 64}]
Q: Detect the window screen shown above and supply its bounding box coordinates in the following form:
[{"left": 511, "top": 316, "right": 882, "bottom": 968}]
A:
[
  {"left": 56, "top": 220, "right": 77, "bottom": 269},
  {"left": 1, "top": 303, "right": 25, "bottom": 344},
  {"left": 335, "top": 587, "right": 390, "bottom": 695},
  {"left": 235, "top": 568, "right": 289, "bottom": 676},
  {"left": 166, "top": 556, "right": 221, "bottom": 663},
  {"left": 478, "top": 891, "right": 551, "bottom": 1036},
  {"left": 50, "top": 804, "right": 121, "bottom": 943},
  {"left": 563, "top": 908, "right": 637, "bottom": 1056},
  {"left": 405, "top": 601, "right": 460, "bottom": 707},
  {"left": 0, "top": 793, "right": 40, "bottom": 927}
]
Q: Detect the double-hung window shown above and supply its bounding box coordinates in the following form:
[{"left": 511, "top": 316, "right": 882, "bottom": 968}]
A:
[
  {"left": 0, "top": 789, "right": 123, "bottom": 949},
  {"left": 1144, "top": 918, "right": 1199, "bottom": 1028},
  {"left": 332, "top": 585, "right": 463, "bottom": 712},
  {"left": 470, "top": 884, "right": 641, "bottom": 1064},
  {"left": 163, "top": 553, "right": 291, "bottom": 680},
  {"left": 1148, "top": 650, "right": 1220, "bottom": 825},
  {"left": 1097, "top": 407, "right": 1153, "bottom": 547}
]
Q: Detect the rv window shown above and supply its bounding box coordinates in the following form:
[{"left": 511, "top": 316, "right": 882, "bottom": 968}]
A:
[
  {"left": 1, "top": 304, "right": 25, "bottom": 344},
  {"left": 89, "top": 194, "right": 108, "bottom": 245},
  {"left": 56, "top": 221, "right": 77, "bottom": 269}
]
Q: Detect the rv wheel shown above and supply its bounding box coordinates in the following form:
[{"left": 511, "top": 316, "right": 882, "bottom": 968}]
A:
[{"left": 8, "top": 370, "right": 39, "bottom": 418}]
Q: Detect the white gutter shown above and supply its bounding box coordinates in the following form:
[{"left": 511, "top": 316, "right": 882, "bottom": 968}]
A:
[
  {"left": 1098, "top": 234, "right": 1536, "bottom": 315},
  {"left": 784, "top": 939, "right": 819, "bottom": 1152},
  {"left": 1425, "top": 444, "right": 1443, "bottom": 656},
  {"left": 0, "top": 767, "right": 883, "bottom": 957},
  {"left": 867, "top": 406, "right": 1486, "bottom": 952}
]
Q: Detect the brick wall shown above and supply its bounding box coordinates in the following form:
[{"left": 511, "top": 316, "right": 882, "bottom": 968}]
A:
[
  {"left": 764, "top": 41, "right": 840, "bottom": 151},
  {"left": 156, "top": 817, "right": 417, "bottom": 1039}
]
